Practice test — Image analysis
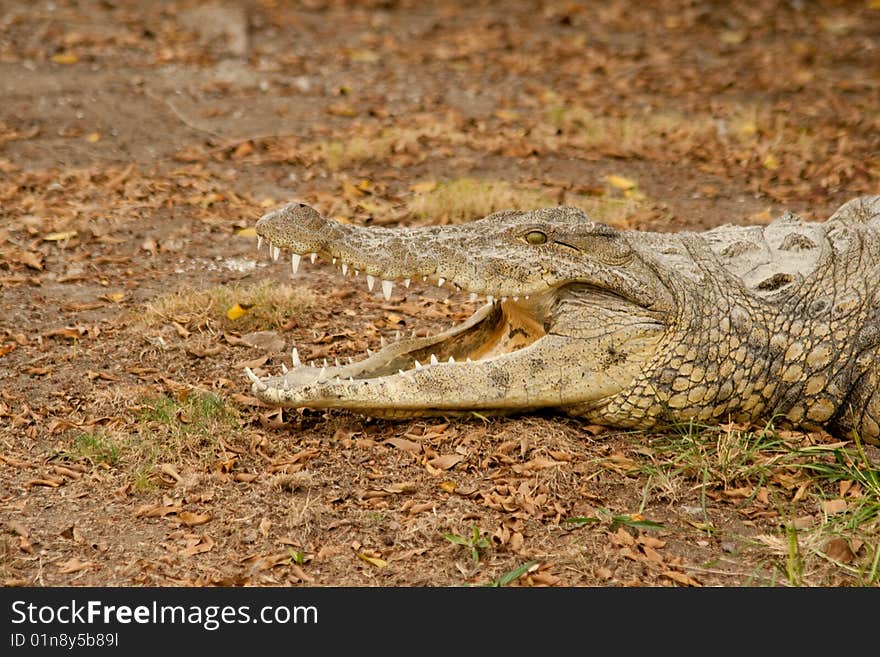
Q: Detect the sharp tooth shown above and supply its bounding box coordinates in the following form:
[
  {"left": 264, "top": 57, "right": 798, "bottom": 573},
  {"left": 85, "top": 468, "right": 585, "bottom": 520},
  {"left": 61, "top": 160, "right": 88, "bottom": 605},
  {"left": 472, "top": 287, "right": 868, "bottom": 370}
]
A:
[
  {"left": 348, "top": 356, "right": 354, "bottom": 364},
  {"left": 395, "top": 330, "right": 401, "bottom": 340},
  {"left": 411, "top": 329, "right": 416, "bottom": 337},
  {"left": 403, "top": 278, "right": 410, "bottom": 288},
  {"left": 487, "top": 295, "right": 495, "bottom": 304},
  {"left": 430, "top": 354, "right": 438, "bottom": 365},
  {"left": 448, "top": 356, "right": 455, "bottom": 363},
  {"left": 422, "top": 275, "right": 427, "bottom": 282},
  {"left": 367, "top": 274, "right": 375, "bottom": 291},
  {"left": 414, "top": 360, "right": 423, "bottom": 370},
  {"left": 310, "top": 252, "right": 317, "bottom": 264},
  {"left": 309, "top": 360, "right": 315, "bottom": 368},
  {"left": 469, "top": 292, "right": 478, "bottom": 302},
  {"left": 437, "top": 277, "right": 445, "bottom": 287},
  {"left": 332, "top": 257, "right": 337, "bottom": 265},
  {"left": 281, "top": 363, "right": 288, "bottom": 373},
  {"left": 291, "top": 253, "right": 301, "bottom": 274},
  {"left": 398, "top": 370, "right": 405, "bottom": 376},
  {"left": 271, "top": 245, "right": 280, "bottom": 261},
  {"left": 335, "top": 357, "right": 340, "bottom": 367},
  {"left": 355, "top": 269, "right": 360, "bottom": 276},
  {"left": 466, "top": 357, "right": 472, "bottom": 363},
  {"left": 291, "top": 347, "right": 301, "bottom": 367},
  {"left": 379, "top": 335, "right": 386, "bottom": 347},
  {"left": 318, "top": 366, "right": 327, "bottom": 380},
  {"left": 348, "top": 376, "right": 354, "bottom": 382},
  {"left": 367, "top": 348, "right": 373, "bottom": 356},
  {"left": 257, "top": 236, "right": 263, "bottom": 250},
  {"left": 501, "top": 296, "right": 508, "bottom": 303},
  {"left": 245, "top": 367, "right": 268, "bottom": 391},
  {"left": 525, "top": 295, "right": 530, "bottom": 300},
  {"left": 382, "top": 280, "right": 393, "bottom": 300},
  {"left": 513, "top": 296, "right": 519, "bottom": 302},
  {"left": 341, "top": 262, "right": 348, "bottom": 276},
  {"left": 323, "top": 358, "right": 328, "bottom": 368}
]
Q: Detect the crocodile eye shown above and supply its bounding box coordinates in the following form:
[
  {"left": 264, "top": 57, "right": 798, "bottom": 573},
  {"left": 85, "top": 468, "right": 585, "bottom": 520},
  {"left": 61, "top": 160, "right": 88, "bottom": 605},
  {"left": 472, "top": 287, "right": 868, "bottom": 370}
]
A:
[{"left": 525, "top": 230, "right": 547, "bottom": 245}]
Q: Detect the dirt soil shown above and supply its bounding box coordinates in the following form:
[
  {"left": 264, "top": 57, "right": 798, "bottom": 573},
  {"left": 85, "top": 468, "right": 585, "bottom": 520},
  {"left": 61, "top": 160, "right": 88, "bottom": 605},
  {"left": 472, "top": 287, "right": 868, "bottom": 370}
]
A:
[{"left": 1, "top": 0, "right": 879, "bottom": 587}]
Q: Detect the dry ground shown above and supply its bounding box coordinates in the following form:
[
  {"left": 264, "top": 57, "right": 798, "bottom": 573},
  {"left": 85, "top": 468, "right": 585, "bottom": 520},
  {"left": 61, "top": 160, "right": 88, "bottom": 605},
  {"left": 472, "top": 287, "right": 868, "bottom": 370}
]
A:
[{"left": 1, "top": 0, "right": 879, "bottom": 587}]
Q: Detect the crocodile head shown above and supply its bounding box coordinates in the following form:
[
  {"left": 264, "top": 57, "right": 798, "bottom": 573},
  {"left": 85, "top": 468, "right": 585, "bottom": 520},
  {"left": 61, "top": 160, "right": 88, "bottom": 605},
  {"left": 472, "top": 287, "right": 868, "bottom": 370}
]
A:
[{"left": 249, "top": 202, "right": 676, "bottom": 419}]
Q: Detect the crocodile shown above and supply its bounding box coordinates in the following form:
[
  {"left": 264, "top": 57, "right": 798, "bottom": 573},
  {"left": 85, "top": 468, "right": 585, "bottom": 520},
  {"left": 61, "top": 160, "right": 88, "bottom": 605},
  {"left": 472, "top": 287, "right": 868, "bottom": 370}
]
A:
[{"left": 248, "top": 196, "right": 880, "bottom": 445}]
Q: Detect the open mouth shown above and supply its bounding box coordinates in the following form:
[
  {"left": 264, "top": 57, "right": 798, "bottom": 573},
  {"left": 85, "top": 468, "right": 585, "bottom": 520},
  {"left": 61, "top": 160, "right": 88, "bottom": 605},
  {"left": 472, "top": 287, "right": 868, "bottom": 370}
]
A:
[{"left": 246, "top": 235, "right": 554, "bottom": 391}]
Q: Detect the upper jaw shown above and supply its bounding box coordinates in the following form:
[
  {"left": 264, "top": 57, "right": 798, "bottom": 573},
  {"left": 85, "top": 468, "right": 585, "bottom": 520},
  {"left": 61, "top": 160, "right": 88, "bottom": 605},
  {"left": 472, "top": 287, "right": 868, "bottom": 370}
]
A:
[{"left": 255, "top": 205, "right": 550, "bottom": 303}]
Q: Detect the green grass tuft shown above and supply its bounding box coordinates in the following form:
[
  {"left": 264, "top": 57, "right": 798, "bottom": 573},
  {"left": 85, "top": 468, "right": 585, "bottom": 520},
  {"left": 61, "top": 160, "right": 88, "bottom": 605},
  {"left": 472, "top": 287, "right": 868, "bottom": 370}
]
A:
[
  {"left": 632, "top": 423, "right": 880, "bottom": 586},
  {"left": 65, "top": 432, "right": 121, "bottom": 466}
]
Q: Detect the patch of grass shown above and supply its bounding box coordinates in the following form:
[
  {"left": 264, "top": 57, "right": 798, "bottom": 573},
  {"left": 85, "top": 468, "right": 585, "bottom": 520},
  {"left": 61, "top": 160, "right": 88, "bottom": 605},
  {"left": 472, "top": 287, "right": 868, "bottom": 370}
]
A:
[
  {"left": 541, "top": 103, "right": 822, "bottom": 177},
  {"left": 444, "top": 526, "right": 491, "bottom": 566},
  {"left": 783, "top": 518, "right": 804, "bottom": 586},
  {"left": 317, "top": 123, "right": 462, "bottom": 171},
  {"left": 486, "top": 560, "right": 539, "bottom": 587},
  {"left": 131, "top": 460, "right": 159, "bottom": 494},
  {"left": 61, "top": 428, "right": 162, "bottom": 493},
  {"left": 64, "top": 431, "right": 121, "bottom": 466},
  {"left": 319, "top": 135, "right": 396, "bottom": 171},
  {"left": 143, "top": 279, "right": 316, "bottom": 332},
  {"left": 407, "top": 177, "right": 645, "bottom": 227},
  {"left": 634, "top": 422, "right": 880, "bottom": 586},
  {"left": 142, "top": 391, "right": 232, "bottom": 428},
  {"left": 408, "top": 178, "right": 554, "bottom": 223},
  {"left": 545, "top": 106, "right": 714, "bottom": 155},
  {"left": 645, "top": 419, "right": 790, "bottom": 490},
  {"left": 137, "top": 391, "right": 241, "bottom": 465}
]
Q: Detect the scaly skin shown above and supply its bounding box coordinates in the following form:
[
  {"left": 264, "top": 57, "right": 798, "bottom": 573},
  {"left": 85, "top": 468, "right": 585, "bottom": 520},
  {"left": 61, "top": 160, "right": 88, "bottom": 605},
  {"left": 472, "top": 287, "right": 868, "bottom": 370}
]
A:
[{"left": 249, "top": 196, "right": 880, "bottom": 444}]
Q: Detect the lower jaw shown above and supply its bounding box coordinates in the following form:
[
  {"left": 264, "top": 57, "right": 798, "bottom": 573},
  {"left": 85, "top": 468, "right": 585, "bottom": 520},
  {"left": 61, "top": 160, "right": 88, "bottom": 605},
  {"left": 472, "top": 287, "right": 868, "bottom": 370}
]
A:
[{"left": 338, "top": 299, "right": 547, "bottom": 380}]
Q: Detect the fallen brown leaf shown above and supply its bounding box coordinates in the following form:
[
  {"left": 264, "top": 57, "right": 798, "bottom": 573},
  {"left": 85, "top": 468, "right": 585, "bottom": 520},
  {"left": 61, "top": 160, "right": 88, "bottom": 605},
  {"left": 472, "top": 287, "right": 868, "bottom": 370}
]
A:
[
  {"left": 384, "top": 437, "right": 422, "bottom": 453},
  {"left": 525, "top": 571, "right": 560, "bottom": 586},
  {"left": 57, "top": 557, "right": 94, "bottom": 574},
  {"left": 240, "top": 331, "right": 285, "bottom": 352},
  {"left": 357, "top": 552, "right": 387, "bottom": 568},
  {"left": 242, "top": 552, "right": 292, "bottom": 571},
  {"left": 179, "top": 535, "right": 215, "bottom": 557},
  {"left": 6, "top": 520, "right": 28, "bottom": 537},
  {"left": 86, "top": 370, "right": 121, "bottom": 382},
  {"left": 16, "top": 251, "right": 43, "bottom": 270},
  {"left": 824, "top": 538, "right": 855, "bottom": 563},
  {"left": 821, "top": 499, "right": 848, "bottom": 515},
  {"left": 427, "top": 454, "right": 465, "bottom": 471},
  {"left": 25, "top": 477, "right": 64, "bottom": 488},
  {"left": 237, "top": 354, "right": 269, "bottom": 369},
  {"left": 52, "top": 465, "right": 82, "bottom": 479},
  {"left": 662, "top": 570, "right": 702, "bottom": 587}
]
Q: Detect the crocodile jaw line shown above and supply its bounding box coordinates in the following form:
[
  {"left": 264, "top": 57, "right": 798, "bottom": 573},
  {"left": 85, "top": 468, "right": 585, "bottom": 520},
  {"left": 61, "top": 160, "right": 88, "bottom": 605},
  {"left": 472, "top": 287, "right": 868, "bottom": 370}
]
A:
[{"left": 249, "top": 234, "right": 561, "bottom": 412}]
